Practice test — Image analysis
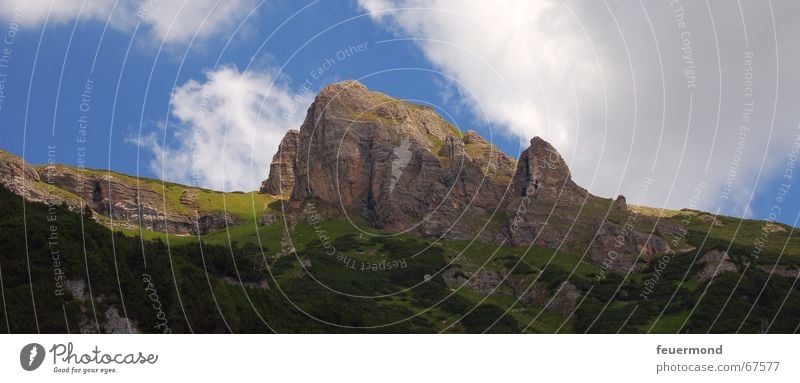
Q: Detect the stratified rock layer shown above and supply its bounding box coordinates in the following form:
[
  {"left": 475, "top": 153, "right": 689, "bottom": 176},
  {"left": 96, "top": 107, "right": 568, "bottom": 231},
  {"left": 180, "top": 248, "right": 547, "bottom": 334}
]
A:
[
  {"left": 261, "top": 129, "right": 300, "bottom": 196},
  {"left": 269, "top": 80, "right": 672, "bottom": 263},
  {"left": 0, "top": 149, "right": 85, "bottom": 211},
  {"left": 289, "top": 80, "right": 516, "bottom": 239},
  {"left": 38, "top": 166, "right": 236, "bottom": 235},
  {"left": 0, "top": 150, "right": 235, "bottom": 235},
  {"left": 1, "top": 80, "right": 674, "bottom": 265}
]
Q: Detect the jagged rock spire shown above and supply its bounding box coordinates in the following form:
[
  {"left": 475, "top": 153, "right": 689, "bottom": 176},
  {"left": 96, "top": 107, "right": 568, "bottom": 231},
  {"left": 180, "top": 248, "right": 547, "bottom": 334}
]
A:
[{"left": 260, "top": 129, "right": 299, "bottom": 196}]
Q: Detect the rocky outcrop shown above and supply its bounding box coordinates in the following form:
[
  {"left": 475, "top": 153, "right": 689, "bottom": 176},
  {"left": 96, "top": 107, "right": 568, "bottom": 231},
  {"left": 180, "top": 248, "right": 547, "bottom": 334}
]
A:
[
  {"left": 223, "top": 277, "right": 270, "bottom": 289},
  {"left": 290, "top": 80, "right": 516, "bottom": 239},
  {"left": 0, "top": 149, "right": 237, "bottom": 235},
  {"left": 502, "top": 137, "right": 596, "bottom": 248},
  {"left": 696, "top": 213, "right": 723, "bottom": 227},
  {"left": 4, "top": 80, "right": 675, "bottom": 267},
  {"left": 0, "top": 149, "right": 41, "bottom": 193},
  {"left": 260, "top": 212, "right": 277, "bottom": 225},
  {"left": 587, "top": 219, "right": 671, "bottom": 272},
  {"left": 698, "top": 249, "right": 738, "bottom": 283},
  {"left": 459, "top": 130, "right": 517, "bottom": 183},
  {"left": 510, "top": 136, "right": 590, "bottom": 205},
  {"left": 548, "top": 282, "right": 581, "bottom": 317},
  {"left": 276, "top": 80, "right": 672, "bottom": 263},
  {"left": 180, "top": 190, "right": 198, "bottom": 209},
  {"left": 63, "top": 279, "right": 141, "bottom": 334},
  {"left": 613, "top": 195, "right": 627, "bottom": 210},
  {"left": 442, "top": 267, "right": 581, "bottom": 317},
  {"left": 759, "top": 265, "right": 799, "bottom": 278},
  {"left": 261, "top": 129, "right": 300, "bottom": 196},
  {"left": 36, "top": 166, "right": 236, "bottom": 235},
  {"left": 0, "top": 149, "right": 85, "bottom": 211},
  {"left": 102, "top": 307, "right": 139, "bottom": 334}
]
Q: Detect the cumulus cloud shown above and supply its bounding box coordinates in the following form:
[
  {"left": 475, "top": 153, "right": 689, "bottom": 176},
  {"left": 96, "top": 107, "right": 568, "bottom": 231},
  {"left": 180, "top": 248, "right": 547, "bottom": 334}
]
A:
[
  {"left": 358, "top": 0, "right": 800, "bottom": 216},
  {"left": 138, "top": 66, "right": 311, "bottom": 191},
  {"left": 0, "top": 0, "right": 256, "bottom": 44}
]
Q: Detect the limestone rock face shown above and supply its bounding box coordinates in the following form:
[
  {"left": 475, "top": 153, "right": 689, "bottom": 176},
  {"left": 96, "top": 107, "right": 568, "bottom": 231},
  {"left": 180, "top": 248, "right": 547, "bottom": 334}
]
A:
[
  {"left": 548, "top": 282, "right": 582, "bottom": 317},
  {"left": 261, "top": 129, "right": 299, "bottom": 196},
  {"left": 698, "top": 249, "right": 738, "bottom": 283},
  {"left": 274, "top": 80, "right": 672, "bottom": 262},
  {"left": 503, "top": 137, "right": 593, "bottom": 247},
  {"left": 0, "top": 149, "right": 84, "bottom": 211},
  {"left": 441, "top": 267, "right": 581, "bottom": 317},
  {"left": 2, "top": 80, "right": 677, "bottom": 269},
  {"left": 0, "top": 149, "right": 41, "bottom": 187},
  {"left": 510, "top": 136, "right": 589, "bottom": 205},
  {"left": 588, "top": 218, "right": 671, "bottom": 272},
  {"left": 289, "top": 80, "right": 516, "bottom": 238},
  {"left": 37, "top": 166, "right": 236, "bottom": 235},
  {"left": 0, "top": 149, "right": 235, "bottom": 235}
]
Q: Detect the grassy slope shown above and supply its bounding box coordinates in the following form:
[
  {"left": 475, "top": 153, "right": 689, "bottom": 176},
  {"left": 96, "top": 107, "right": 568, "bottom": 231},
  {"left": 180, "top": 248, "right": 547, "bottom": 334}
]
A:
[
  {"left": 95, "top": 190, "right": 800, "bottom": 334},
  {"left": 12, "top": 156, "right": 799, "bottom": 333},
  {"left": 35, "top": 164, "right": 277, "bottom": 216},
  {"left": 33, "top": 164, "right": 282, "bottom": 244}
]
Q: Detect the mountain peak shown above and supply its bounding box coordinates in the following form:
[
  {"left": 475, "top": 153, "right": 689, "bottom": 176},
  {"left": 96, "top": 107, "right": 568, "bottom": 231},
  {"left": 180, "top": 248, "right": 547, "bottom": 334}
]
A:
[
  {"left": 511, "top": 134, "right": 588, "bottom": 206},
  {"left": 530, "top": 135, "right": 548, "bottom": 146},
  {"left": 527, "top": 135, "right": 572, "bottom": 180},
  {"left": 256, "top": 82, "right": 671, "bottom": 265},
  {"left": 463, "top": 130, "right": 485, "bottom": 144},
  {"left": 291, "top": 80, "right": 466, "bottom": 201},
  {"left": 316, "top": 79, "right": 369, "bottom": 99}
]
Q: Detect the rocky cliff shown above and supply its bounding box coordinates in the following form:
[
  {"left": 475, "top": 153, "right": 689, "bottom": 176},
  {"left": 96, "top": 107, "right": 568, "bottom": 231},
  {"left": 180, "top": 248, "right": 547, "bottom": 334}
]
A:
[
  {"left": 260, "top": 129, "right": 300, "bottom": 196},
  {"left": 0, "top": 149, "right": 85, "bottom": 211},
  {"left": 263, "top": 80, "right": 671, "bottom": 265},
  {"left": 0, "top": 80, "right": 672, "bottom": 265},
  {"left": 0, "top": 150, "right": 238, "bottom": 235},
  {"left": 276, "top": 80, "right": 517, "bottom": 240},
  {"left": 37, "top": 165, "right": 236, "bottom": 234}
]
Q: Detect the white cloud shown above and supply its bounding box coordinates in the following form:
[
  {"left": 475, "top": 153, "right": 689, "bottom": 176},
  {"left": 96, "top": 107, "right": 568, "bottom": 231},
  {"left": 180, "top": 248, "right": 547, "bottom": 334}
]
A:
[
  {"left": 139, "top": 66, "right": 311, "bottom": 191},
  {"left": 0, "top": 0, "right": 256, "bottom": 44},
  {"left": 138, "top": 0, "right": 256, "bottom": 44},
  {"left": 358, "top": 0, "right": 800, "bottom": 216},
  {"left": 359, "top": 0, "right": 593, "bottom": 148}
]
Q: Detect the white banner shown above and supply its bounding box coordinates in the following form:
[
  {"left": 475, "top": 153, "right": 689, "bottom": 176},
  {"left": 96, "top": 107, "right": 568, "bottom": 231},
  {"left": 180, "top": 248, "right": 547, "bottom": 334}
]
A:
[{"left": 0, "top": 335, "right": 796, "bottom": 382}]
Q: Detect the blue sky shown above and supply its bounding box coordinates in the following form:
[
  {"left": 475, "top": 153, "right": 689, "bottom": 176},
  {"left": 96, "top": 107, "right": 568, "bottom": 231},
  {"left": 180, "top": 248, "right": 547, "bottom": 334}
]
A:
[
  {"left": 0, "top": 0, "right": 798, "bottom": 227},
  {"left": 2, "top": 3, "right": 447, "bottom": 174},
  {"left": 0, "top": 0, "right": 518, "bottom": 190}
]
